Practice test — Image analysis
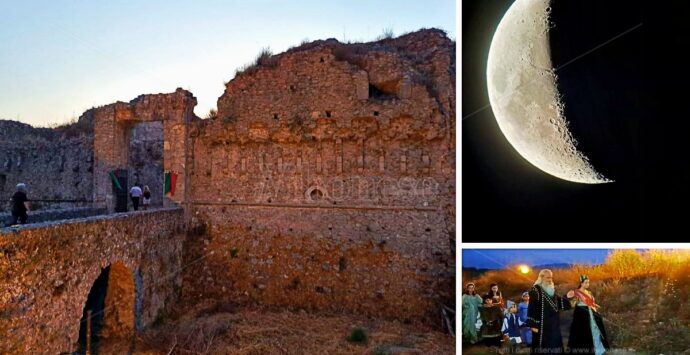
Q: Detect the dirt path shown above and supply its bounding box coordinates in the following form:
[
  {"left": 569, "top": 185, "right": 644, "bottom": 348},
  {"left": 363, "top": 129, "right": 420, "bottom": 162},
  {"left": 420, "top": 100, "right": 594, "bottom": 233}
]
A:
[{"left": 100, "top": 304, "right": 456, "bottom": 354}]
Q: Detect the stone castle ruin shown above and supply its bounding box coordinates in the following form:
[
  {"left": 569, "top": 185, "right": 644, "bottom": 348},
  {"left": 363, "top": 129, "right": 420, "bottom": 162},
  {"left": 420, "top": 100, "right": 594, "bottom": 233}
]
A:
[{"left": 0, "top": 29, "right": 455, "bottom": 352}]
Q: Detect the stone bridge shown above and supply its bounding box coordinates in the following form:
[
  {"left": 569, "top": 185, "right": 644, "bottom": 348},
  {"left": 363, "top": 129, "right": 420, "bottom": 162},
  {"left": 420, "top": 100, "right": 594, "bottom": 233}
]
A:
[{"left": 0, "top": 208, "right": 185, "bottom": 353}]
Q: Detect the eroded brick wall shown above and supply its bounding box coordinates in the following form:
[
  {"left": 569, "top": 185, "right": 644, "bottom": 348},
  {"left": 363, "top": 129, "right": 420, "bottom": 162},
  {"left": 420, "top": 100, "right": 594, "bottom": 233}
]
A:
[{"left": 0, "top": 208, "right": 185, "bottom": 354}]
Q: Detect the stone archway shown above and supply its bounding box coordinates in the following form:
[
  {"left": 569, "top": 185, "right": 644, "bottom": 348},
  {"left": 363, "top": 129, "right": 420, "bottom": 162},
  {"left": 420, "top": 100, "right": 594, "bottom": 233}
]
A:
[
  {"left": 91, "top": 89, "right": 197, "bottom": 212},
  {"left": 76, "top": 261, "right": 135, "bottom": 353}
]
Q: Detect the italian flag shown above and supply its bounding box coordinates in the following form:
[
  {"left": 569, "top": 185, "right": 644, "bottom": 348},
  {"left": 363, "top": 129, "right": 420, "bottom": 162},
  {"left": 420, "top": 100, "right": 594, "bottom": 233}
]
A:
[{"left": 164, "top": 171, "right": 177, "bottom": 196}]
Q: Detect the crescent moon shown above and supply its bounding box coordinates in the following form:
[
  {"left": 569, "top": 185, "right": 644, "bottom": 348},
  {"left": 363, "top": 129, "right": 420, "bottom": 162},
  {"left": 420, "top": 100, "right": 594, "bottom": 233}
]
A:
[{"left": 487, "top": 0, "right": 612, "bottom": 184}]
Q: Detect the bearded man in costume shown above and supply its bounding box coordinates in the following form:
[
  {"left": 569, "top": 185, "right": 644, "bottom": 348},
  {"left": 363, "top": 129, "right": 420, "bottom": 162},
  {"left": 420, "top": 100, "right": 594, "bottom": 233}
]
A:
[{"left": 527, "top": 269, "right": 572, "bottom": 353}]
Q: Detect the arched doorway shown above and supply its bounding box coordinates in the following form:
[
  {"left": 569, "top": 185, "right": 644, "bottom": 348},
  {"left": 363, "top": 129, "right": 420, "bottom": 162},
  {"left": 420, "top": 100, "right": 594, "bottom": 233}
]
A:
[{"left": 76, "top": 261, "right": 135, "bottom": 353}]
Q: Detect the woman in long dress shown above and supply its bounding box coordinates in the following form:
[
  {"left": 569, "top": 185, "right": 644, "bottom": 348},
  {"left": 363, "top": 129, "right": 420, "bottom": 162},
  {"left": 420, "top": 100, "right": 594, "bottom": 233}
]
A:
[
  {"left": 567, "top": 275, "right": 609, "bottom": 355},
  {"left": 462, "top": 282, "right": 483, "bottom": 344}
]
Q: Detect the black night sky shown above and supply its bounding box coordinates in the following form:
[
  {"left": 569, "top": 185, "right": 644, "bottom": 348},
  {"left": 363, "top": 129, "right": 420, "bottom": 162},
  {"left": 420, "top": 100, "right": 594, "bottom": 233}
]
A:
[{"left": 462, "top": 0, "right": 687, "bottom": 242}]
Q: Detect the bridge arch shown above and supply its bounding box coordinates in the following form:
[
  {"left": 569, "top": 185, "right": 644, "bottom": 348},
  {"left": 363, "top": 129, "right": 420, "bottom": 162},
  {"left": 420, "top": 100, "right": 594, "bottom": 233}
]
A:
[{"left": 76, "top": 261, "right": 136, "bottom": 353}]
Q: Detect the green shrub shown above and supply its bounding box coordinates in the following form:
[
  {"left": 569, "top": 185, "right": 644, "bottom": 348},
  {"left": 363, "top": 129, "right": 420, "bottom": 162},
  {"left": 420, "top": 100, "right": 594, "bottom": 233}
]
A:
[{"left": 346, "top": 327, "right": 368, "bottom": 345}]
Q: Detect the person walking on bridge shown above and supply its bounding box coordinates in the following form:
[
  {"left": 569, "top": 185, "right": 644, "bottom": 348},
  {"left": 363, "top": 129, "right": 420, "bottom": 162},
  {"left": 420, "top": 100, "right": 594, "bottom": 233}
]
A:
[
  {"left": 10, "top": 183, "right": 30, "bottom": 225},
  {"left": 130, "top": 184, "right": 143, "bottom": 211}
]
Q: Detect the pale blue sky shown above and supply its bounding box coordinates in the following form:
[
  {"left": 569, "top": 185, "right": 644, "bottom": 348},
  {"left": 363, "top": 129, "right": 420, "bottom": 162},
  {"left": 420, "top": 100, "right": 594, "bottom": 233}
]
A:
[{"left": 0, "top": 0, "right": 456, "bottom": 126}]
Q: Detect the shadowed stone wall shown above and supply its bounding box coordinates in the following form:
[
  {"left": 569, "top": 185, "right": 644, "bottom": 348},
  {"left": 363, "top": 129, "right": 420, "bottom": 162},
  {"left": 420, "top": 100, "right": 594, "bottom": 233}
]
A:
[
  {"left": 0, "top": 119, "right": 94, "bottom": 212},
  {"left": 128, "top": 121, "right": 165, "bottom": 208}
]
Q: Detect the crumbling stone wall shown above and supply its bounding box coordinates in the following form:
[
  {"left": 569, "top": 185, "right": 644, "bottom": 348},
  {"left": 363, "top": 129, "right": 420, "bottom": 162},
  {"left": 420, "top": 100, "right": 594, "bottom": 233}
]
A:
[
  {"left": 0, "top": 208, "right": 185, "bottom": 353},
  {"left": 194, "top": 29, "right": 454, "bottom": 212},
  {"left": 184, "top": 29, "right": 455, "bottom": 322},
  {"left": 0, "top": 119, "right": 94, "bottom": 212}
]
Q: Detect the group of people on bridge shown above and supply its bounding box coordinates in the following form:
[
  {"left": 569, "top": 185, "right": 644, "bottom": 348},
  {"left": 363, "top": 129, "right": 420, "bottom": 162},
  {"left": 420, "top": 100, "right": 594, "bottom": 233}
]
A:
[{"left": 129, "top": 184, "right": 152, "bottom": 211}]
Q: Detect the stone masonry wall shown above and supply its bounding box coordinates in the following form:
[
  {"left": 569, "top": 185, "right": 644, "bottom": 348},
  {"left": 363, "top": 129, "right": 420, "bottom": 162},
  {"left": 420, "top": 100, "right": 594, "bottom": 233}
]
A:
[
  {"left": 183, "top": 29, "right": 455, "bottom": 322},
  {"left": 184, "top": 205, "right": 453, "bottom": 322},
  {"left": 0, "top": 208, "right": 185, "bottom": 354}
]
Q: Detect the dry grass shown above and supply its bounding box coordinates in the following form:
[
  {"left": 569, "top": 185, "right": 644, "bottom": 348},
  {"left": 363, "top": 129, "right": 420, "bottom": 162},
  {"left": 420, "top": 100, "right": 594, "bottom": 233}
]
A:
[
  {"left": 375, "top": 28, "right": 395, "bottom": 41},
  {"left": 464, "top": 249, "right": 690, "bottom": 353},
  {"left": 127, "top": 302, "right": 454, "bottom": 354},
  {"left": 235, "top": 48, "right": 278, "bottom": 77},
  {"left": 52, "top": 116, "right": 93, "bottom": 139},
  {"left": 204, "top": 109, "right": 217, "bottom": 120}
]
